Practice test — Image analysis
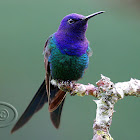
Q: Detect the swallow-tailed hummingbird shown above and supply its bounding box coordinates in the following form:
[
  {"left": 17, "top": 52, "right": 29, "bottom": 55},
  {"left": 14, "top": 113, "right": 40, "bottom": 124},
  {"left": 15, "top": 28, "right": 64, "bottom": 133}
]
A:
[{"left": 11, "top": 11, "right": 104, "bottom": 133}]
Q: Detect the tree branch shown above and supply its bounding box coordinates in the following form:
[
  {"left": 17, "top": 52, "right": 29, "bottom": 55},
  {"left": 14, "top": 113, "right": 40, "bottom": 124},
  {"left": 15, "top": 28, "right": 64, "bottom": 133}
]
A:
[{"left": 51, "top": 75, "right": 140, "bottom": 140}]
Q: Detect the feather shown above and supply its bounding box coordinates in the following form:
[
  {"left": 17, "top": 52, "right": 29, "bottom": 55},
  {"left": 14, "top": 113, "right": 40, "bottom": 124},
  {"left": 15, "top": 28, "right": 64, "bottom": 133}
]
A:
[{"left": 11, "top": 80, "right": 47, "bottom": 133}]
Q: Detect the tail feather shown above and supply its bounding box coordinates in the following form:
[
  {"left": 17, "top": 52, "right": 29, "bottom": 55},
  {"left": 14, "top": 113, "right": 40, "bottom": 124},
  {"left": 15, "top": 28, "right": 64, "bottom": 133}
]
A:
[
  {"left": 11, "top": 80, "right": 66, "bottom": 133},
  {"left": 49, "top": 90, "right": 66, "bottom": 112},
  {"left": 50, "top": 98, "right": 65, "bottom": 129},
  {"left": 49, "top": 84, "right": 66, "bottom": 128},
  {"left": 11, "top": 80, "right": 47, "bottom": 133}
]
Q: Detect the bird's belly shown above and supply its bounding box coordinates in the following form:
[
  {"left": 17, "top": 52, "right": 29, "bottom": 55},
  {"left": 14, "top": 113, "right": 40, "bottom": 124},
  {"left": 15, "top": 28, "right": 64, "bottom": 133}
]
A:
[{"left": 49, "top": 47, "right": 89, "bottom": 81}]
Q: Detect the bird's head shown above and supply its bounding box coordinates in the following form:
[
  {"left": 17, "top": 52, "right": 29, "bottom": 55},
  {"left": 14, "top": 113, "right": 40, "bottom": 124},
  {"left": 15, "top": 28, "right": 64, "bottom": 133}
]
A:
[{"left": 57, "top": 11, "right": 105, "bottom": 35}]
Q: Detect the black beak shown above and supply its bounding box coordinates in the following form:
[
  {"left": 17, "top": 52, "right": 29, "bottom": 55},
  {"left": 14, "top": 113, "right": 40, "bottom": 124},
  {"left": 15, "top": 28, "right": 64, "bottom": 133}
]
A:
[{"left": 82, "top": 11, "right": 105, "bottom": 21}]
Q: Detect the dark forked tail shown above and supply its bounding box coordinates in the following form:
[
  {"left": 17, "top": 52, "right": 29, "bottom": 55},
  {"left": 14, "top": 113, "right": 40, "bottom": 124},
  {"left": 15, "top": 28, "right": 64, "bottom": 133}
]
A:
[{"left": 11, "top": 80, "right": 66, "bottom": 133}]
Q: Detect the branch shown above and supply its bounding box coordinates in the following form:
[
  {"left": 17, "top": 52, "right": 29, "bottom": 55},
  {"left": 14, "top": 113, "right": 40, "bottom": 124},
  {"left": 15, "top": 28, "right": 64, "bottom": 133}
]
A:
[{"left": 51, "top": 75, "right": 140, "bottom": 140}]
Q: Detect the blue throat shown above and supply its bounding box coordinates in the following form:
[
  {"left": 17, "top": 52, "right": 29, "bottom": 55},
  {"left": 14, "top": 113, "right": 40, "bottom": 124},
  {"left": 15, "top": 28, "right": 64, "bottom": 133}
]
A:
[
  {"left": 54, "top": 31, "right": 88, "bottom": 57},
  {"left": 47, "top": 34, "right": 89, "bottom": 81}
]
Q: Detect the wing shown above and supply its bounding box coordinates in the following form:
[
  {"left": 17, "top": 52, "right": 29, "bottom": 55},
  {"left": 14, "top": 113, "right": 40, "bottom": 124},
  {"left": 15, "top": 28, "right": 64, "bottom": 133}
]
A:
[
  {"left": 49, "top": 88, "right": 66, "bottom": 112},
  {"left": 11, "top": 36, "right": 66, "bottom": 133},
  {"left": 50, "top": 97, "right": 66, "bottom": 128},
  {"left": 44, "top": 36, "right": 66, "bottom": 110},
  {"left": 11, "top": 80, "right": 47, "bottom": 133},
  {"left": 44, "top": 36, "right": 67, "bottom": 128},
  {"left": 49, "top": 84, "right": 66, "bottom": 128},
  {"left": 44, "top": 38, "right": 51, "bottom": 98}
]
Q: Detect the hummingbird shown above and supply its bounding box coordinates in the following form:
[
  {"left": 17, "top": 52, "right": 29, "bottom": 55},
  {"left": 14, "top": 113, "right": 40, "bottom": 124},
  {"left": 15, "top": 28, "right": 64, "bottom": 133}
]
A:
[{"left": 11, "top": 11, "right": 104, "bottom": 133}]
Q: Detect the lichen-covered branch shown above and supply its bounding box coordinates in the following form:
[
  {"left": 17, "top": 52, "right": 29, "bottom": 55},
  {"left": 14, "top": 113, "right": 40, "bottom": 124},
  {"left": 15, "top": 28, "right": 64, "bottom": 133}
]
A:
[{"left": 51, "top": 75, "right": 140, "bottom": 140}]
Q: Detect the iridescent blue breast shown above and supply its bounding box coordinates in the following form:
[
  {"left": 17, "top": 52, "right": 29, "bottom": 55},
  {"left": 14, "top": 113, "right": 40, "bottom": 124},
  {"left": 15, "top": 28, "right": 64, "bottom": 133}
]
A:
[{"left": 48, "top": 35, "right": 90, "bottom": 81}]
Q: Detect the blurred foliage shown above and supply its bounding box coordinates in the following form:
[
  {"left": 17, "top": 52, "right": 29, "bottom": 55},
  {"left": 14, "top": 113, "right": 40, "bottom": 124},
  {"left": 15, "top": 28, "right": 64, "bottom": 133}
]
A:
[{"left": 0, "top": 0, "right": 140, "bottom": 140}]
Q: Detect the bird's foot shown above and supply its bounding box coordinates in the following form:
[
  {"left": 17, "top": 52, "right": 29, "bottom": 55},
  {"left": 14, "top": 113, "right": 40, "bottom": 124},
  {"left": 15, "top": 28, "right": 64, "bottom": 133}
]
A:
[
  {"left": 51, "top": 79, "right": 77, "bottom": 95},
  {"left": 57, "top": 80, "right": 76, "bottom": 94}
]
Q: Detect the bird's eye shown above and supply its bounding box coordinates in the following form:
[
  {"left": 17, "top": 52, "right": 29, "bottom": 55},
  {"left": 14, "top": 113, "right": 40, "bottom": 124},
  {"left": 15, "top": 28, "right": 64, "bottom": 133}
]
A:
[{"left": 68, "top": 19, "right": 75, "bottom": 24}]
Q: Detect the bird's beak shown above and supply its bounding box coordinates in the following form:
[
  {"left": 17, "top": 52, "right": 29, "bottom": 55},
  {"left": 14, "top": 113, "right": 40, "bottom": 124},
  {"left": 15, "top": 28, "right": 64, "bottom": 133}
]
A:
[{"left": 82, "top": 11, "right": 105, "bottom": 21}]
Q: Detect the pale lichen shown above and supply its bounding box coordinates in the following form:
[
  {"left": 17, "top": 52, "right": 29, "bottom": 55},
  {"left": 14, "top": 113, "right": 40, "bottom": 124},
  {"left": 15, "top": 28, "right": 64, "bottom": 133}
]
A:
[{"left": 51, "top": 75, "right": 140, "bottom": 140}]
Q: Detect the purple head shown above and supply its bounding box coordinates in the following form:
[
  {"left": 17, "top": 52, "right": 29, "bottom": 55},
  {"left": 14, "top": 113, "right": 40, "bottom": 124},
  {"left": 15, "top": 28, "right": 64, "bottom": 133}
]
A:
[
  {"left": 58, "top": 13, "right": 87, "bottom": 34},
  {"left": 55, "top": 11, "right": 105, "bottom": 56},
  {"left": 57, "top": 11, "right": 105, "bottom": 35}
]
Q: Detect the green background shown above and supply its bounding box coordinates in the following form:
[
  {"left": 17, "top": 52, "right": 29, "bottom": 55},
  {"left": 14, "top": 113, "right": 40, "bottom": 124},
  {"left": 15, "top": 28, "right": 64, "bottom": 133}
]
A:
[{"left": 0, "top": 0, "right": 140, "bottom": 139}]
